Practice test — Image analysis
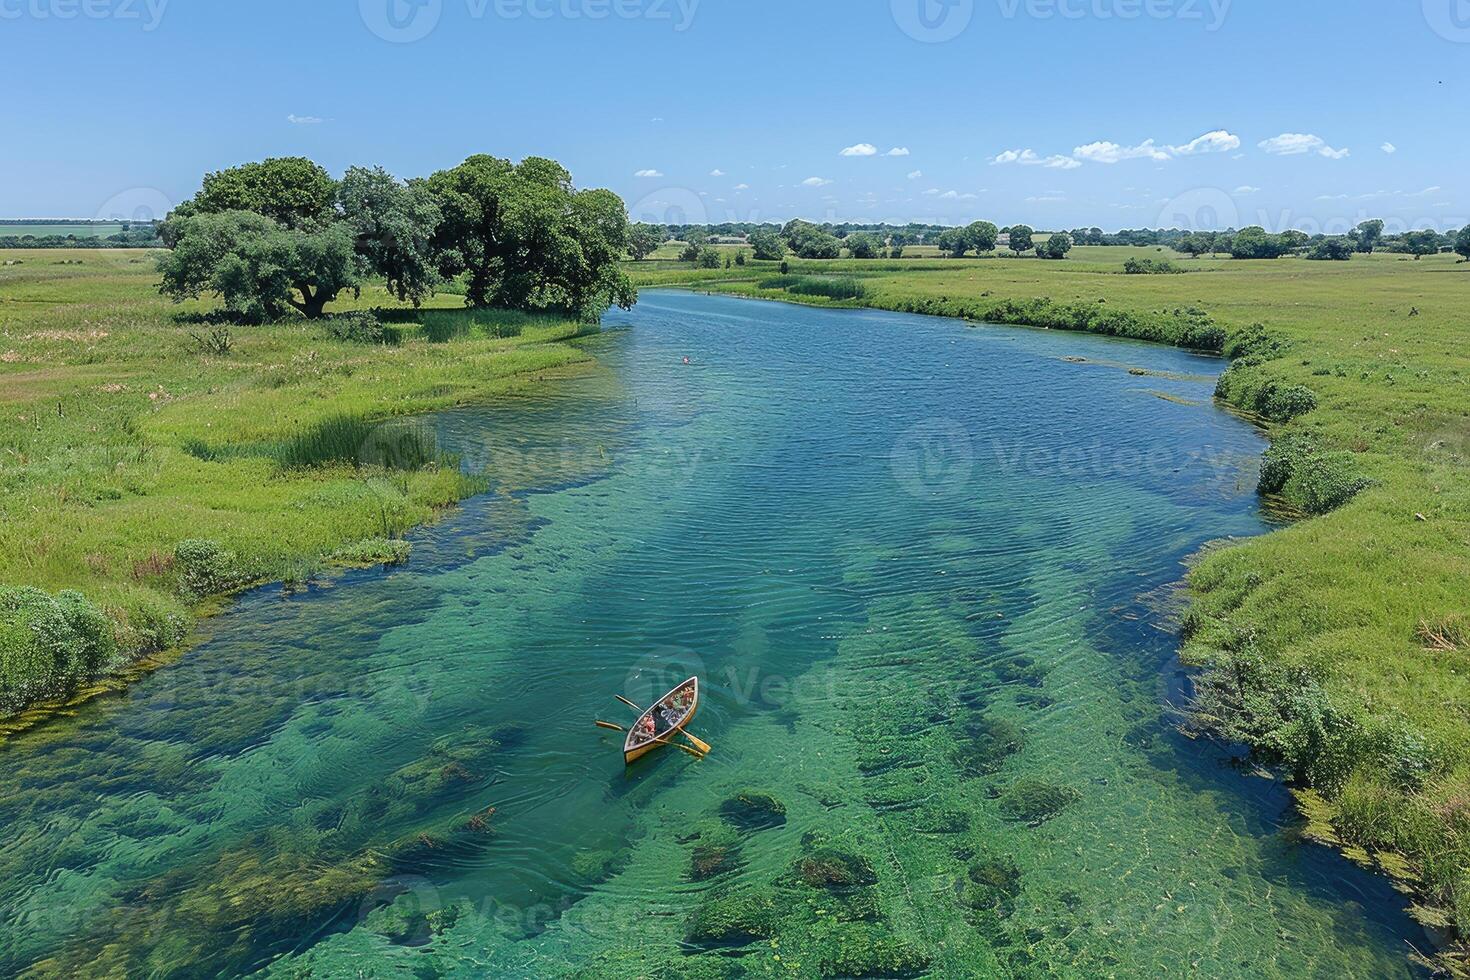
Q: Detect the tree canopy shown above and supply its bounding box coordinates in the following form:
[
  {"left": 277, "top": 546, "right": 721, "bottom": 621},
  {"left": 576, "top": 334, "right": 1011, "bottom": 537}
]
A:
[
  {"left": 1036, "top": 232, "right": 1073, "bottom": 260},
  {"left": 748, "top": 229, "right": 785, "bottom": 261},
  {"left": 627, "top": 223, "right": 663, "bottom": 261},
  {"left": 1007, "top": 225, "right": 1034, "bottom": 255},
  {"left": 1456, "top": 225, "right": 1470, "bottom": 262}
]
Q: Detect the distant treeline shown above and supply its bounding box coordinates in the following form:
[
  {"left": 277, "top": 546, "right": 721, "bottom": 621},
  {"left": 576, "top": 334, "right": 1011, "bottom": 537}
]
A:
[
  {"left": 650, "top": 219, "right": 1470, "bottom": 263},
  {"left": 0, "top": 224, "right": 163, "bottom": 249}
]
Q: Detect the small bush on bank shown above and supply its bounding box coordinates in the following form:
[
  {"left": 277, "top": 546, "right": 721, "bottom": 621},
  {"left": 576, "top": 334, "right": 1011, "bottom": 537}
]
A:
[
  {"left": 0, "top": 587, "right": 118, "bottom": 711},
  {"left": 174, "top": 540, "right": 253, "bottom": 601}
]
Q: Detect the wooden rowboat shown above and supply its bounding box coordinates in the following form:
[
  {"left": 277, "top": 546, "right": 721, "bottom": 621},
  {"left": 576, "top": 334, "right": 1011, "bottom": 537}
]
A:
[{"left": 624, "top": 677, "right": 699, "bottom": 765}]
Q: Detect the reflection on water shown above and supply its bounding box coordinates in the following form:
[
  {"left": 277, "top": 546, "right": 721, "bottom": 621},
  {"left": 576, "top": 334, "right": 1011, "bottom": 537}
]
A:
[{"left": 0, "top": 292, "right": 1426, "bottom": 978}]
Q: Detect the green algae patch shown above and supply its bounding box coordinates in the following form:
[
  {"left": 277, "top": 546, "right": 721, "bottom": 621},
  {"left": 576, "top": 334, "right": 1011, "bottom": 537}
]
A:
[
  {"left": 684, "top": 890, "right": 780, "bottom": 948},
  {"left": 719, "top": 791, "right": 788, "bottom": 832}
]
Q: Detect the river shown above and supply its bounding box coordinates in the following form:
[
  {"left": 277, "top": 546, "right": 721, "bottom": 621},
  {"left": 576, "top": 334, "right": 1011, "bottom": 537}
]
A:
[{"left": 0, "top": 291, "right": 1425, "bottom": 978}]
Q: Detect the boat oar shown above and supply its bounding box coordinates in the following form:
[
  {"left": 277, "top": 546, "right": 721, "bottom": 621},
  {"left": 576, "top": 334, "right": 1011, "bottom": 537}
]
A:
[
  {"left": 594, "top": 720, "right": 706, "bottom": 760},
  {"left": 614, "top": 695, "right": 713, "bottom": 755}
]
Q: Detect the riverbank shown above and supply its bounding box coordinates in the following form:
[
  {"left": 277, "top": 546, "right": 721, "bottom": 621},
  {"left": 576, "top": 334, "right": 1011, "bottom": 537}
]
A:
[
  {"left": 627, "top": 248, "right": 1470, "bottom": 969},
  {"left": 0, "top": 249, "right": 598, "bottom": 728}
]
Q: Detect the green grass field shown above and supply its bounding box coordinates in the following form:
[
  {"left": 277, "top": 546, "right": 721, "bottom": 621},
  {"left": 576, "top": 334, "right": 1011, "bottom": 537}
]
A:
[
  {"left": 627, "top": 245, "right": 1470, "bottom": 956},
  {"left": 0, "top": 249, "right": 594, "bottom": 727}
]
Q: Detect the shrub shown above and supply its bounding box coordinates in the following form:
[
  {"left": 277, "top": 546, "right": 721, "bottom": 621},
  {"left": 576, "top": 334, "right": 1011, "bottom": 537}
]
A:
[
  {"left": 1123, "top": 257, "right": 1183, "bottom": 275},
  {"left": 0, "top": 587, "right": 117, "bottom": 710},
  {"left": 1290, "top": 451, "right": 1372, "bottom": 513},
  {"left": 174, "top": 539, "right": 251, "bottom": 600}
]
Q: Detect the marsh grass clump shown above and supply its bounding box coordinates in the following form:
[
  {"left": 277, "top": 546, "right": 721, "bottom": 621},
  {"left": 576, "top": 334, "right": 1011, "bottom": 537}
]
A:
[
  {"left": 422, "top": 308, "right": 528, "bottom": 343},
  {"left": 757, "top": 274, "right": 868, "bottom": 301},
  {"left": 719, "top": 791, "right": 787, "bottom": 831},
  {"left": 269, "top": 415, "right": 442, "bottom": 472},
  {"left": 684, "top": 890, "right": 779, "bottom": 948},
  {"left": 998, "top": 779, "right": 1081, "bottom": 825},
  {"left": 329, "top": 538, "right": 412, "bottom": 568},
  {"left": 324, "top": 311, "right": 402, "bottom": 346}
]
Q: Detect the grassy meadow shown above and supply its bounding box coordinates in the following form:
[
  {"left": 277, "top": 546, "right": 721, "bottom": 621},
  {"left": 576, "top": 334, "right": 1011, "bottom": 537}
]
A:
[
  {"left": 0, "top": 248, "right": 595, "bottom": 728},
  {"left": 627, "top": 244, "right": 1470, "bottom": 955}
]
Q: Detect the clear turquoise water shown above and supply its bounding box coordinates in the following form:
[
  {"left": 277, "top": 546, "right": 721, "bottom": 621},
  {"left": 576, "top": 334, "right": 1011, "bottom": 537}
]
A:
[{"left": 0, "top": 291, "right": 1426, "bottom": 978}]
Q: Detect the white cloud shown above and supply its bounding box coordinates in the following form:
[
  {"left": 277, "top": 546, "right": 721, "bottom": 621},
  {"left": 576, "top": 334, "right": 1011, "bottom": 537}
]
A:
[
  {"left": 287, "top": 114, "right": 323, "bottom": 125},
  {"left": 650, "top": 117, "right": 664, "bottom": 123},
  {"left": 633, "top": 169, "right": 664, "bottom": 178},
  {"left": 1381, "top": 142, "right": 1397, "bottom": 154},
  {"left": 1026, "top": 195, "right": 1066, "bottom": 203},
  {"left": 1073, "top": 139, "right": 1171, "bottom": 164},
  {"left": 991, "top": 149, "right": 1081, "bottom": 170},
  {"left": 937, "top": 190, "right": 978, "bottom": 200},
  {"left": 709, "top": 169, "right": 726, "bottom": 177},
  {"left": 840, "top": 143, "right": 878, "bottom": 157},
  {"left": 1170, "top": 130, "right": 1241, "bottom": 155},
  {"left": 802, "top": 176, "right": 833, "bottom": 187},
  {"left": 1258, "top": 133, "right": 1350, "bottom": 159},
  {"left": 886, "top": 147, "right": 911, "bottom": 157},
  {"left": 733, "top": 183, "right": 750, "bottom": 190},
  {"left": 922, "top": 187, "right": 942, "bottom": 196},
  {"left": 1234, "top": 185, "right": 1261, "bottom": 194},
  {"left": 907, "top": 170, "right": 923, "bottom": 180},
  {"left": 1409, "top": 186, "right": 1443, "bottom": 197}
]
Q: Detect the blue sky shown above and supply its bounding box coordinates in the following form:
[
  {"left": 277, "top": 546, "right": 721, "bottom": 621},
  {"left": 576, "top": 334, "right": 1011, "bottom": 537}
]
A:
[{"left": 2, "top": 0, "right": 1465, "bottom": 232}]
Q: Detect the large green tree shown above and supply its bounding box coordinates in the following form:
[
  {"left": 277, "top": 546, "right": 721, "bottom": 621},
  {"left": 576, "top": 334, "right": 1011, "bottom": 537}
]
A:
[
  {"left": 165, "top": 157, "right": 338, "bottom": 233},
  {"left": 427, "top": 155, "right": 634, "bottom": 319},
  {"left": 1456, "top": 225, "right": 1470, "bottom": 262},
  {"left": 748, "top": 229, "right": 785, "bottom": 261},
  {"left": 1007, "top": 225, "right": 1034, "bottom": 256},
  {"left": 965, "top": 220, "right": 999, "bottom": 254},
  {"left": 1036, "top": 232, "right": 1073, "bottom": 260},
  {"left": 338, "top": 166, "right": 443, "bottom": 306},
  {"left": 844, "top": 232, "right": 881, "bottom": 258},
  {"left": 158, "top": 211, "right": 360, "bottom": 321},
  {"left": 626, "top": 223, "right": 663, "bottom": 261},
  {"left": 159, "top": 159, "right": 444, "bottom": 319},
  {"left": 1352, "top": 219, "right": 1385, "bottom": 254},
  {"left": 935, "top": 228, "right": 969, "bottom": 258}
]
